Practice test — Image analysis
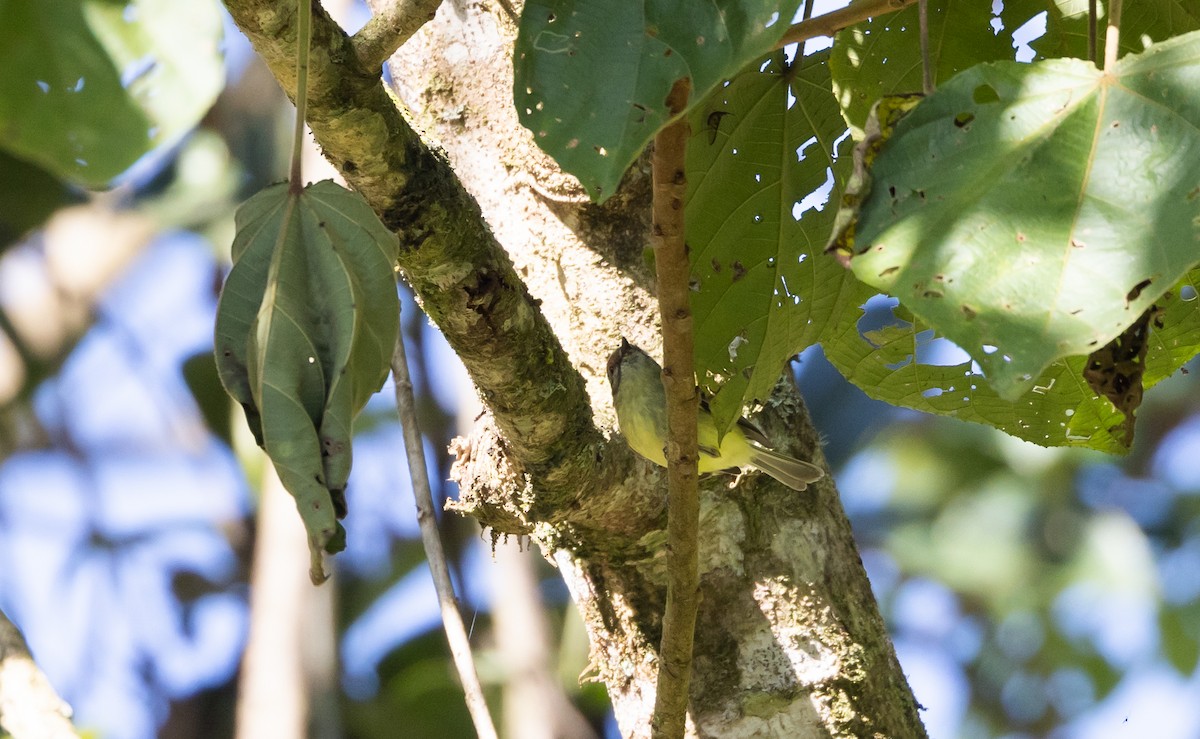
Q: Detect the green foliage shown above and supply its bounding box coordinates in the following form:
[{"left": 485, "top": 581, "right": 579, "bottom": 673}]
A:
[
  {"left": 214, "top": 181, "right": 399, "bottom": 583},
  {"left": 0, "top": 151, "right": 80, "bottom": 250},
  {"left": 0, "top": 0, "right": 223, "bottom": 188},
  {"left": 830, "top": 0, "right": 1046, "bottom": 134},
  {"left": 848, "top": 34, "right": 1200, "bottom": 400},
  {"left": 687, "top": 50, "right": 851, "bottom": 434},
  {"left": 1036, "top": 0, "right": 1200, "bottom": 60},
  {"left": 514, "top": 0, "right": 803, "bottom": 201}
]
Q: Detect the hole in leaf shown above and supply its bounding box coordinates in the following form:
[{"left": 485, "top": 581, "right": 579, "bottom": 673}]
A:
[{"left": 954, "top": 112, "right": 975, "bottom": 128}]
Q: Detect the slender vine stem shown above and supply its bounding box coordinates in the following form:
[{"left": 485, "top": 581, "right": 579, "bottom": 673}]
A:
[
  {"left": 289, "top": 0, "right": 311, "bottom": 193},
  {"left": 1103, "top": 0, "right": 1122, "bottom": 72},
  {"left": 1088, "top": 0, "right": 1098, "bottom": 65},
  {"left": 777, "top": 0, "right": 915, "bottom": 49},
  {"left": 649, "top": 77, "right": 698, "bottom": 739},
  {"left": 918, "top": 0, "right": 934, "bottom": 95},
  {"left": 391, "top": 315, "right": 499, "bottom": 739}
]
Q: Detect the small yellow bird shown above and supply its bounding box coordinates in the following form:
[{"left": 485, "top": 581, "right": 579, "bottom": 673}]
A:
[{"left": 606, "top": 338, "right": 824, "bottom": 491}]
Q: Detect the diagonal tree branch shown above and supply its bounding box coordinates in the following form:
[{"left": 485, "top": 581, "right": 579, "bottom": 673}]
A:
[
  {"left": 351, "top": 0, "right": 445, "bottom": 70},
  {"left": 222, "top": 0, "right": 609, "bottom": 522}
]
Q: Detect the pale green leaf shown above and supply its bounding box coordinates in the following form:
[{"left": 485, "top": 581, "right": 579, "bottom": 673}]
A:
[
  {"left": 215, "top": 182, "right": 400, "bottom": 582},
  {"left": 847, "top": 33, "right": 1200, "bottom": 400},
  {"left": 515, "top": 0, "right": 803, "bottom": 201}
]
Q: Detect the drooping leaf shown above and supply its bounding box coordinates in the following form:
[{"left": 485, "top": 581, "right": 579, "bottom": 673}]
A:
[
  {"left": 514, "top": 0, "right": 803, "bottom": 202},
  {"left": 0, "top": 0, "right": 223, "bottom": 187},
  {"left": 215, "top": 181, "right": 399, "bottom": 583},
  {"left": 845, "top": 32, "right": 1200, "bottom": 401},
  {"left": 688, "top": 50, "right": 853, "bottom": 434},
  {"left": 830, "top": 0, "right": 1050, "bottom": 134}
]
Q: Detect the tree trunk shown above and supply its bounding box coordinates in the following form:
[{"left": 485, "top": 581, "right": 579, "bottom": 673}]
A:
[
  {"left": 221, "top": 0, "right": 927, "bottom": 734},
  {"left": 386, "top": 5, "right": 926, "bottom": 738}
]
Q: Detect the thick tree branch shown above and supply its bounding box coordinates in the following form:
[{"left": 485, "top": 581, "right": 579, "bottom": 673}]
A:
[
  {"left": 222, "top": 0, "right": 609, "bottom": 523},
  {"left": 351, "top": 0, "right": 444, "bottom": 70},
  {"left": 778, "top": 0, "right": 916, "bottom": 48},
  {"left": 0, "top": 609, "right": 79, "bottom": 739},
  {"left": 650, "top": 80, "right": 698, "bottom": 739}
]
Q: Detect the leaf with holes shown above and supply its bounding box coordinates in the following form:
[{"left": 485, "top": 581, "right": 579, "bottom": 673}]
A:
[
  {"left": 688, "top": 50, "right": 852, "bottom": 435},
  {"left": 830, "top": 0, "right": 1049, "bottom": 134},
  {"left": 820, "top": 265, "right": 1200, "bottom": 453},
  {"left": 0, "top": 0, "right": 223, "bottom": 187},
  {"left": 215, "top": 181, "right": 399, "bottom": 583},
  {"left": 514, "top": 0, "right": 803, "bottom": 202},
  {"left": 846, "top": 31, "right": 1200, "bottom": 401}
]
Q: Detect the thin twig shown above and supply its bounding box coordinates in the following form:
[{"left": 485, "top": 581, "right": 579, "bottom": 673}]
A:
[
  {"left": 0, "top": 609, "right": 79, "bottom": 739},
  {"left": 1088, "top": 0, "right": 1097, "bottom": 65},
  {"left": 801, "top": 0, "right": 814, "bottom": 23},
  {"left": 353, "top": 0, "right": 446, "bottom": 70},
  {"left": 1103, "top": 0, "right": 1122, "bottom": 72},
  {"left": 649, "top": 77, "right": 698, "bottom": 739},
  {"left": 918, "top": 0, "right": 934, "bottom": 94},
  {"left": 391, "top": 316, "right": 498, "bottom": 739},
  {"left": 289, "top": 0, "right": 311, "bottom": 192},
  {"left": 777, "top": 0, "right": 916, "bottom": 48}
]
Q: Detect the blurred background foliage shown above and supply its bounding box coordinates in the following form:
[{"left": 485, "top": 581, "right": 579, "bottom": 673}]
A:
[{"left": 1, "top": 1, "right": 1199, "bottom": 738}]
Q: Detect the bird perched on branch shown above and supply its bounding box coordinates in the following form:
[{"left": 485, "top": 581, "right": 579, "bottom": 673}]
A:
[{"left": 606, "top": 338, "right": 824, "bottom": 491}]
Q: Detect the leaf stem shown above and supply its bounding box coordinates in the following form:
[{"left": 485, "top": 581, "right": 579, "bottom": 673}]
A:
[
  {"left": 1088, "top": 0, "right": 1097, "bottom": 64},
  {"left": 1103, "top": 0, "right": 1122, "bottom": 72},
  {"left": 649, "top": 77, "right": 698, "bottom": 739},
  {"left": 390, "top": 314, "right": 499, "bottom": 739},
  {"left": 918, "top": 0, "right": 934, "bottom": 95},
  {"left": 289, "top": 0, "right": 312, "bottom": 192},
  {"left": 777, "top": 0, "right": 915, "bottom": 49}
]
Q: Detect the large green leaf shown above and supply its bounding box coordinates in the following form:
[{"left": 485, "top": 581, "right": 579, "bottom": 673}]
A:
[
  {"left": 215, "top": 181, "right": 399, "bottom": 583},
  {"left": 0, "top": 0, "right": 223, "bottom": 187},
  {"left": 830, "top": 0, "right": 1050, "bottom": 134},
  {"left": 514, "top": 0, "right": 803, "bottom": 202},
  {"left": 821, "top": 266, "right": 1200, "bottom": 453},
  {"left": 688, "top": 50, "right": 852, "bottom": 434},
  {"left": 845, "top": 32, "right": 1200, "bottom": 401}
]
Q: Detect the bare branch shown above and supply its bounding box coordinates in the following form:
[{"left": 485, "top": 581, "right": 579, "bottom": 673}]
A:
[
  {"left": 777, "top": 0, "right": 916, "bottom": 49},
  {"left": 0, "top": 609, "right": 79, "bottom": 739},
  {"left": 352, "top": 0, "right": 445, "bottom": 70},
  {"left": 649, "top": 77, "right": 699, "bottom": 739},
  {"left": 391, "top": 316, "right": 499, "bottom": 739}
]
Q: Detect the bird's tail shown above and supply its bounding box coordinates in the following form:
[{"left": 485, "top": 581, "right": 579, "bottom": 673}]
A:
[{"left": 748, "top": 445, "right": 824, "bottom": 491}]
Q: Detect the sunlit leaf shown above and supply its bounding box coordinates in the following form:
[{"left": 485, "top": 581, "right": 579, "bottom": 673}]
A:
[
  {"left": 215, "top": 181, "right": 399, "bottom": 583},
  {"left": 514, "top": 0, "right": 803, "bottom": 201},
  {"left": 846, "top": 32, "right": 1200, "bottom": 400}
]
